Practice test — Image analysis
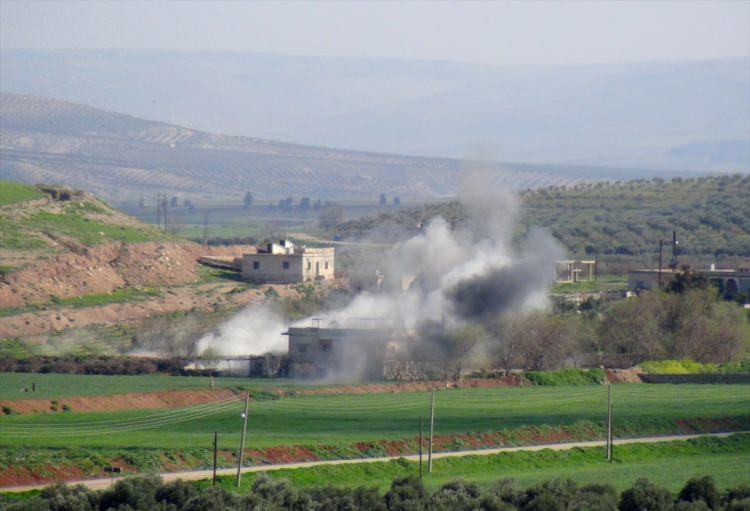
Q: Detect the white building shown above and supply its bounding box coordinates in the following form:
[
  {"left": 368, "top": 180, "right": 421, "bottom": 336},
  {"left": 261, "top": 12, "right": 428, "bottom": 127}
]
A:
[{"left": 241, "top": 240, "right": 335, "bottom": 283}]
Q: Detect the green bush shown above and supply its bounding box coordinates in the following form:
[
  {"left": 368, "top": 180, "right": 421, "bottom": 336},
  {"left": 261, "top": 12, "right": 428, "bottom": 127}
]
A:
[
  {"left": 3, "top": 474, "right": 747, "bottom": 511},
  {"left": 525, "top": 369, "right": 605, "bottom": 386},
  {"left": 640, "top": 360, "right": 750, "bottom": 375}
]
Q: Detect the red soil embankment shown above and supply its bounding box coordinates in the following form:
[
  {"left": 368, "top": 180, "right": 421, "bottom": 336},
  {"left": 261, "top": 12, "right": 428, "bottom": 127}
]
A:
[
  {"left": 0, "top": 241, "right": 257, "bottom": 309},
  {"left": 292, "top": 375, "right": 530, "bottom": 397},
  {"left": 3, "top": 416, "right": 745, "bottom": 488},
  {"left": 0, "top": 388, "right": 238, "bottom": 415}
]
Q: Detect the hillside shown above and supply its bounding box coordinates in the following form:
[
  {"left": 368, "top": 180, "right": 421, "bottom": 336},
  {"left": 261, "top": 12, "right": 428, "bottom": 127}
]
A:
[
  {"left": 2, "top": 50, "right": 748, "bottom": 171},
  {"left": 0, "top": 93, "right": 689, "bottom": 202},
  {"left": 335, "top": 174, "right": 750, "bottom": 260},
  {"left": 0, "top": 181, "right": 313, "bottom": 351}
]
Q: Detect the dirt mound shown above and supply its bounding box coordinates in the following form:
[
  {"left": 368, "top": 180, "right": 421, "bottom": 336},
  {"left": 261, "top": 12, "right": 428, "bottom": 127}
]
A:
[
  {"left": 0, "top": 388, "right": 238, "bottom": 415},
  {"left": 0, "top": 242, "right": 258, "bottom": 309},
  {"left": 605, "top": 368, "right": 643, "bottom": 383}
]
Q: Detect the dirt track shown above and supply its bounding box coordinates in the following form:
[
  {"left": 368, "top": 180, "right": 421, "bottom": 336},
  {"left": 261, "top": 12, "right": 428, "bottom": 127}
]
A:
[{"left": 1, "top": 432, "right": 743, "bottom": 493}]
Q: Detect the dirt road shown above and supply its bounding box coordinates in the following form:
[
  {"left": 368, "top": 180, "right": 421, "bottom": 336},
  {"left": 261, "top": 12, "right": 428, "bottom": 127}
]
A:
[{"left": 2, "top": 431, "right": 743, "bottom": 493}]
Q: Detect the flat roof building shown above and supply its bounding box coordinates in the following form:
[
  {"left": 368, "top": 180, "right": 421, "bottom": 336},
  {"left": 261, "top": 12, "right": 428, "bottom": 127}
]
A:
[{"left": 241, "top": 240, "right": 334, "bottom": 284}]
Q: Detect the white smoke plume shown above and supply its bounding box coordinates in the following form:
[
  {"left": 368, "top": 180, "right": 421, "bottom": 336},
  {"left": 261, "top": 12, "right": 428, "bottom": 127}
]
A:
[
  {"left": 196, "top": 304, "right": 287, "bottom": 356},
  {"left": 197, "top": 172, "right": 565, "bottom": 363}
]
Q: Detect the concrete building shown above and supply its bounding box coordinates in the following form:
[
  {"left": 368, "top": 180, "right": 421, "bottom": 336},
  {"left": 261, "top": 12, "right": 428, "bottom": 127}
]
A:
[
  {"left": 283, "top": 325, "right": 400, "bottom": 380},
  {"left": 628, "top": 267, "right": 750, "bottom": 295},
  {"left": 556, "top": 260, "right": 597, "bottom": 283},
  {"left": 241, "top": 240, "right": 334, "bottom": 283}
]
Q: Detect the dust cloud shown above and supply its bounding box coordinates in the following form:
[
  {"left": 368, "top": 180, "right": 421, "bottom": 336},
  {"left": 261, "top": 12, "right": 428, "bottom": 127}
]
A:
[{"left": 196, "top": 171, "right": 564, "bottom": 371}]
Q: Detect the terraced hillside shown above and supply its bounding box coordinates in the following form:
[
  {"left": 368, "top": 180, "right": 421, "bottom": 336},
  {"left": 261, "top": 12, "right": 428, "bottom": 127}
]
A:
[
  {"left": 335, "top": 174, "right": 750, "bottom": 259},
  {"left": 0, "top": 181, "right": 318, "bottom": 351},
  {"left": 1, "top": 93, "right": 682, "bottom": 202}
]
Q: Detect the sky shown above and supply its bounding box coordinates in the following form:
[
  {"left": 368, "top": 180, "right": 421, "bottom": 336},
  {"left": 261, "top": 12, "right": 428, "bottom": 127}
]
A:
[{"left": 1, "top": 0, "right": 748, "bottom": 66}]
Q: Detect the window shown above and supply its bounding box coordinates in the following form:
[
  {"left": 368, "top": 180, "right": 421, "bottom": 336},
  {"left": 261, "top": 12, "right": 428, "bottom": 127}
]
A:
[
  {"left": 324, "top": 261, "right": 329, "bottom": 270},
  {"left": 283, "top": 261, "right": 290, "bottom": 270},
  {"left": 297, "top": 344, "right": 308, "bottom": 354},
  {"left": 252, "top": 261, "right": 260, "bottom": 270},
  {"left": 307, "top": 261, "right": 311, "bottom": 270}
]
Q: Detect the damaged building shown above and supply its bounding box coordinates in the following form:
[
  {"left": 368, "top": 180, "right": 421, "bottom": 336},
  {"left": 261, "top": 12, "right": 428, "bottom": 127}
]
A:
[{"left": 282, "top": 323, "right": 461, "bottom": 381}]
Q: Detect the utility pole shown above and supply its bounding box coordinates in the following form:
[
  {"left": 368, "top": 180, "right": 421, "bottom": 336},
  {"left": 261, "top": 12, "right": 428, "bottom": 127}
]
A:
[
  {"left": 606, "top": 384, "right": 613, "bottom": 462},
  {"left": 212, "top": 431, "right": 218, "bottom": 486},
  {"left": 418, "top": 416, "right": 423, "bottom": 481},
  {"left": 155, "top": 194, "right": 161, "bottom": 230},
  {"left": 236, "top": 393, "right": 250, "bottom": 487},
  {"left": 202, "top": 211, "right": 209, "bottom": 248},
  {"left": 163, "top": 195, "right": 168, "bottom": 233},
  {"left": 594, "top": 250, "right": 598, "bottom": 281},
  {"left": 669, "top": 230, "right": 678, "bottom": 270},
  {"left": 658, "top": 240, "right": 663, "bottom": 288},
  {"left": 428, "top": 390, "right": 435, "bottom": 473}
]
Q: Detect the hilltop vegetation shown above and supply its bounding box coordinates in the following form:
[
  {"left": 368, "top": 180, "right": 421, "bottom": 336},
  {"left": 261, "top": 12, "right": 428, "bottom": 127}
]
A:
[
  {"left": 336, "top": 174, "right": 750, "bottom": 259},
  {"left": 0, "top": 181, "right": 167, "bottom": 252}
]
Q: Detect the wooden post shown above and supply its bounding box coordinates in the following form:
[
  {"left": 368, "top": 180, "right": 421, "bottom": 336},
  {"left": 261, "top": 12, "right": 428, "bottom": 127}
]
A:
[
  {"left": 428, "top": 390, "right": 435, "bottom": 473},
  {"left": 606, "top": 384, "right": 613, "bottom": 461},
  {"left": 418, "top": 416, "right": 423, "bottom": 481},
  {"left": 212, "top": 431, "right": 218, "bottom": 486},
  {"left": 236, "top": 394, "right": 250, "bottom": 487},
  {"left": 658, "top": 240, "right": 663, "bottom": 287}
]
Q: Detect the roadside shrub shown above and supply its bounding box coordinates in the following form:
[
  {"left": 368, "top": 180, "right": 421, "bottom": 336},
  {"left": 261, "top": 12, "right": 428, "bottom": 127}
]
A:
[
  {"left": 428, "top": 480, "right": 482, "bottom": 510},
  {"left": 723, "top": 485, "right": 750, "bottom": 505},
  {"left": 98, "top": 475, "right": 162, "bottom": 511},
  {"left": 1, "top": 474, "right": 745, "bottom": 511},
  {"left": 673, "top": 502, "right": 712, "bottom": 511},
  {"left": 154, "top": 479, "right": 199, "bottom": 508},
  {"left": 525, "top": 368, "right": 605, "bottom": 386},
  {"left": 619, "top": 478, "right": 673, "bottom": 511},
  {"left": 641, "top": 360, "right": 750, "bottom": 375},
  {"left": 384, "top": 476, "right": 427, "bottom": 511},
  {"left": 679, "top": 476, "right": 720, "bottom": 510},
  {"left": 40, "top": 483, "right": 97, "bottom": 511}
]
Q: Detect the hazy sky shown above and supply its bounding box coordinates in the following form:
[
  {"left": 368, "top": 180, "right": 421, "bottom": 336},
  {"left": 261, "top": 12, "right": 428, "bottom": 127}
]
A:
[{"left": 1, "top": 0, "right": 748, "bottom": 66}]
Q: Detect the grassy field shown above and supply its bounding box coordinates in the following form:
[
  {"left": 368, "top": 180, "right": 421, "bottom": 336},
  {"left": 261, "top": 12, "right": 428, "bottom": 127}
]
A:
[
  {"left": 550, "top": 274, "right": 627, "bottom": 295},
  {"left": 0, "top": 182, "right": 44, "bottom": 206},
  {"left": 0, "top": 181, "right": 168, "bottom": 251},
  {"left": 0, "top": 373, "right": 297, "bottom": 402},
  {"left": 1, "top": 383, "right": 748, "bottom": 450},
  {"left": 212, "top": 434, "right": 750, "bottom": 493}
]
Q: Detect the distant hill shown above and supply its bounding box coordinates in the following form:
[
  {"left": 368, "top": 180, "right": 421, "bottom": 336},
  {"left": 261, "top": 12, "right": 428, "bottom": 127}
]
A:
[
  {"left": 0, "top": 93, "right": 686, "bottom": 202},
  {"left": 2, "top": 50, "right": 748, "bottom": 171},
  {"left": 335, "top": 174, "right": 750, "bottom": 260}
]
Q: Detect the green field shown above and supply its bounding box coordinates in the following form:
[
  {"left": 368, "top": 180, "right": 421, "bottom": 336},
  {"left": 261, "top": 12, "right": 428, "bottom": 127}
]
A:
[
  {"left": 214, "top": 434, "right": 750, "bottom": 493},
  {"left": 550, "top": 274, "right": 627, "bottom": 295},
  {"left": 0, "top": 182, "right": 44, "bottom": 206},
  {"left": 1, "top": 383, "right": 748, "bottom": 451},
  {"left": 0, "top": 374, "right": 295, "bottom": 402}
]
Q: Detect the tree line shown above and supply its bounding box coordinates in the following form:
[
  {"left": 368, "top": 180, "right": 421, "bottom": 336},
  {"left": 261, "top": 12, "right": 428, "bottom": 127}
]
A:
[
  {"left": 3, "top": 474, "right": 747, "bottom": 511},
  {"left": 436, "top": 285, "right": 750, "bottom": 379}
]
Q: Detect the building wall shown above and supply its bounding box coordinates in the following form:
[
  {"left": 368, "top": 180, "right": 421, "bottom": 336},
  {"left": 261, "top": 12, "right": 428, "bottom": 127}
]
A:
[
  {"left": 241, "top": 253, "right": 304, "bottom": 283},
  {"left": 301, "top": 248, "right": 335, "bottom": 281},
  {"left": 286, "top": 327, "right": 390, "bottom": 380},
  {"left": 240, "top": 246, "right": 335, "bottom": 284}
]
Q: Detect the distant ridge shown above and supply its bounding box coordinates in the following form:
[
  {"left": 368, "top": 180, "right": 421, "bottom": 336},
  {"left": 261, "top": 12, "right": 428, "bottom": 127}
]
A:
[{"left": 1, "top": 92, "right": 691, "bottom": 202}]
